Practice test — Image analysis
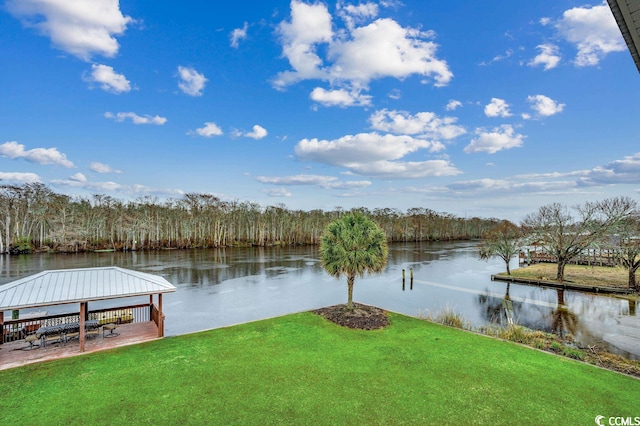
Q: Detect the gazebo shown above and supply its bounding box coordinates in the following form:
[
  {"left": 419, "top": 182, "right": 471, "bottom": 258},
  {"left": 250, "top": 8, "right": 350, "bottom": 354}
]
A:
[{"left": 0, "top": 266, "right": 176, "bottom": 353}]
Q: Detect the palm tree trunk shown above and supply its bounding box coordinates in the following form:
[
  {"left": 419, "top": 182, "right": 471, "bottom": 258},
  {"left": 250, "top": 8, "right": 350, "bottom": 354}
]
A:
[{"left": 347, "top": 274, "right": 355, "bottom": 310}]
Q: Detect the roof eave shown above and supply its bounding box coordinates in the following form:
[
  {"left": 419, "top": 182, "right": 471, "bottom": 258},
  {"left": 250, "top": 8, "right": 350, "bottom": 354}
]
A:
[{"left": 608, "top": 0, "right": 640, "bottom": 73}]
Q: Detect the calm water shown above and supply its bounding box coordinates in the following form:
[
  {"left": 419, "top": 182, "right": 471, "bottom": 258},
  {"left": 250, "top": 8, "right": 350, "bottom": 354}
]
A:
[{"left": 1, "top": 241, "right": 638, "bottom": 359}]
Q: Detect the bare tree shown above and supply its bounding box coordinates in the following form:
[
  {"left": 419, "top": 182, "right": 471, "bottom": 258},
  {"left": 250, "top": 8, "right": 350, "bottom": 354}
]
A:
[
  {"left": 479, "top": 220, "right": 523, "bottom": 275},
  {"left": 522, "top": 197, "right": 637, "bottom": 281},
  {"left": 613, "top": 211, "right": 640, "bottom": 289}
]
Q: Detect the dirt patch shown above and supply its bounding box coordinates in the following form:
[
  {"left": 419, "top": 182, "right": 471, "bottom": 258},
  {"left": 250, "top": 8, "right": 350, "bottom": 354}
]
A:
[{"left": 312, "top": 303, "right": 389, "bottom": 330}]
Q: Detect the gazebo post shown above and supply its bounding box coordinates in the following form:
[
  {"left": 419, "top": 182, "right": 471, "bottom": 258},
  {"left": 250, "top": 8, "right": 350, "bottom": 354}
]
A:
[
  {"left": 0, "top": 311, "right": 4, "bottom": 345},
  {"left": 158, "top": 293, "right": 164, "bottom": 338},
  {"left": 79, "top": 302, "right": 86, "bottom": 352}
]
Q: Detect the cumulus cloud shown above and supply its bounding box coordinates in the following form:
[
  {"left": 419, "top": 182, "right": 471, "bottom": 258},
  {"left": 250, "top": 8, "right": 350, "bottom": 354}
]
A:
[
  {"left": 369, "top": 109, "right": 466, "bottom": 140},
  {"left": 90, "top": 162, "right": 121, "bottom": 173},
  {"left": 296, "top": 132, "right": 444, "bottom": 164},
  {"left": 529, "top": 44, "right": 561, "bottom": 70},
  {"left": 177, "top": 66, "right": 207, "bottom": 96},
  {"left": 0, "top": 172, "right": 41, "bottom": 183},
  {"left": 464, "top": 125, "right": 525, "bottom": 154},
  {"left": 230, "top": 22, "right": 248, "bottom": 48},
  {"left": 0, "top": 141, "right": 74, "bottom": 167},
  {"left": 6, "top": 0, "right": 132, "bottom": 61},
  {"left": 274, "top": 1, "right": 452, "bottom": 98},
  {"left": 337, "top": 1, "right": 379, "bottom": 30},
  {"left": 555, "top": 3, "right": 625, "bottom": 66},
  {"left": 527, "top": 95, "right": 565, "bottom": 117},
  {"left": 445, "top": 100, "right": 462, "bottom": 111},
  {"left": 191, "top": 122, "right": 223, "bottom": 137},
  {"left": 244, "top": 125, "right": 268, "bottom": 140},
  {"left": 578, "top": 152, "right": 640, "bottom": 185},
  {"left": 69, "top": 172, "right": 87, "bottom": 182},
  {"left": 484, "top": 98, "right": 512, "bottom": 118},
  {"left": 104, "top": 112, "right": 167, "bottom": 125},
  {"left": 84, "top": 64, "right": 131, "bottom": 93},
  {"left": 274, "top": 0, "right": 333, "bottom": 87},
  {"left": 310, "top": 87, "right": 372, "bottom": 107},
  {"left": 294, "top": 132, "right": 459, "bottom": 178}
]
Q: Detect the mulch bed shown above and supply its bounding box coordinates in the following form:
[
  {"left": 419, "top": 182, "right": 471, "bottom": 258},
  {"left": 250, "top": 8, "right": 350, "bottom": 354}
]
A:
[{"left": 312, "top": 303, "right": 389, "bottom": 330}]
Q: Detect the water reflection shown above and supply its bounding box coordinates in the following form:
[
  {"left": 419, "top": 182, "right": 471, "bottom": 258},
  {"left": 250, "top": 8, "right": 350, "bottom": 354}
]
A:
[{"left": 1, "top": 242, "right": 638, "bottom": 359}]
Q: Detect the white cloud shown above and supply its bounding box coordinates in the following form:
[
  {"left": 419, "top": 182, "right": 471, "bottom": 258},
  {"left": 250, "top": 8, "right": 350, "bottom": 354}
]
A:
[
  {"left": 89, "top": 162, "right": 121, "bottom": 173},
  {"left": 578, "top": 152, "right": 640, "bottom": 185},
  {"left": 84, "top": 64, "right": 131, "bottom": 93},
  {"left": 0, "top": 172, "right": 41, "bottom": 183},
  {"left": 230, "top": 22, "right": 248, "bottom": 48},
  {"left": 258, "top": 174, "right": 337, "bottom": 186},
  {"left": 445, "top": 100, "right": 462, "bottom": 111},
  {"left": 192, "top": 122, "right": 223, "bottom": 137},
  {"left": 177, "top": 66, "right": 207, "bottom": 96},
  {"left": 529, "top": 44, "right": 561, "bottom": 70},
  {"left": 274, "top": 0, "right": 333, "bottom": 87},
  {"left": 328, "top": 180, "right": 372, "bottom": 189},
  {"left": 51, "top": 177, "right": 185, "bottom": 198},
  {"left": 527, "top": 95, "right": 565, "bottom": 117},
  {"left": 104, "top": 112, "right": 167, "bottom": 125},
  {"left": 244, "top": 125, "right": 268, "bottom": 140},
  {"left": 484, "top": 98, "right": 512, "bottom": 118},
  {"left": 480, "top": 49, "right": 514, "bottom": 66},
  {"left": 294, "top": 132, "right": 458, "bottom": 178},
  {"left": 447, "top": 178, "right": 575, "bottom": 194},
  {"left": 329, "top": 18, "right": 452, "bottom": 86},
  {"left": 296, "top": 132, "right": 444, "bottom": 164},
  {"left": 69, "top": 172, "right": 87, "bottom": 182},
  {"left": 464, "top": 125, "right": 525, "bottom": 154},
  {"left": 347, "top": 159, "right": 461, "bottom": 178},
  {"left": 256, "top": 174, "right": 371, "bottom": 189},
  {"left": 337, "top": 1, "right": 379, "bottom": 30},
  {"left": 7, "top": 0, "right": 132, "bottom": 61},
  {"left": 274, "top": 1, "right": 452, "bottom": 96},
  {"left": 262, "top": 188, "right": 293, "bottom": 197},
  {"left": 369, "top": 109, "right": 466, "bottom": 140},
  {"left": 310, "top": 87, "right": 372, "bottom": 107},
  {"left": 0, "top": 141, "right": 74, "bottom": 167},
  {"left": 387, "top": 89, "right": 401, "bottom": 100},
  {"left": 556, "top": 3, "right": 625, "bottom": 66}
]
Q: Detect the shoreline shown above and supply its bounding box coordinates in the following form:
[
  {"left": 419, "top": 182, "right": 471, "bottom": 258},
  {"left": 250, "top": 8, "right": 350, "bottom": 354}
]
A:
[{"left": 491, "top": 274, "right": 637, "bottom": 295}]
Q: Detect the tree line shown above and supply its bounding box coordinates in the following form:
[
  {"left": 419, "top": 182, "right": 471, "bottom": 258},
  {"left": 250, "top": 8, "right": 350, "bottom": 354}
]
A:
[{"left": 0, "top": 183, "right": 501, "bottom": 254}]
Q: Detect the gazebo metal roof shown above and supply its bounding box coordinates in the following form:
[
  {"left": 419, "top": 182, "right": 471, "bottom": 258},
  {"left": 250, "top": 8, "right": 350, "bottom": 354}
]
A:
[
  {"left": 0, "top": 266, "right": 176, "bottom": 311},
  {"left": 608, "top": 0, "right": 640, "bottom": 73}
]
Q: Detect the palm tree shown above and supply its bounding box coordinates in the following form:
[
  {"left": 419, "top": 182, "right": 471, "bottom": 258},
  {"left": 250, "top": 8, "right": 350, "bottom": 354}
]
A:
[{"left": 320, "top": 213, "right": 389, "bottom": 310}]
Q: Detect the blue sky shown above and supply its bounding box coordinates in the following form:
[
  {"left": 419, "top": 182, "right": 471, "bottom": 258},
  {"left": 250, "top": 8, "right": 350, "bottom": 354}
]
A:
[{"left": 1, "top": 0, "right": 639, "bottom": 221}]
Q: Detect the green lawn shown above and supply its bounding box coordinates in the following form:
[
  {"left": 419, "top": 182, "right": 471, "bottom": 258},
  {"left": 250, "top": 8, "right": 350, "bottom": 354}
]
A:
[
  {"left": 508, "top": 263, "right": 631, "bottom": 288},
  {"left": 1, "top": 312, "right": 638, "bottom": 425}
]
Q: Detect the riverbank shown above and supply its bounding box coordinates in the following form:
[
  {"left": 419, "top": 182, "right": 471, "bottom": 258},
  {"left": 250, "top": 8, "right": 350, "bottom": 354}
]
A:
[
  {"left": 493, "top": 263, "right": 638, "bottom": 295},
  {"left": 0, "top": 311, "right": 638, "bottom": 424}
]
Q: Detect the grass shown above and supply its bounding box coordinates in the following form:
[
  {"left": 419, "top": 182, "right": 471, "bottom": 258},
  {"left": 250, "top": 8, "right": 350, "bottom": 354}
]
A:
[
  {"left": 2, "top": 313, "right": 639, "bottom": 424},
  {"left": 504, "top": 263, "right": 631, "bottom": 288}
]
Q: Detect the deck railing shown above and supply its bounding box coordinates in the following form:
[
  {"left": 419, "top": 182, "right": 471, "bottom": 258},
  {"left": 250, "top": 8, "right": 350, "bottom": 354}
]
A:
[{"left": 1, "top": 303, "right": 153, "bottom": 343}]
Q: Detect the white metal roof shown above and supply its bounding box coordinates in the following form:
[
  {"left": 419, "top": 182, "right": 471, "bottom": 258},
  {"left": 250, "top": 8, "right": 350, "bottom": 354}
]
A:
[{"left": 0, "top": 267, "right": 176, "bottom": 310}]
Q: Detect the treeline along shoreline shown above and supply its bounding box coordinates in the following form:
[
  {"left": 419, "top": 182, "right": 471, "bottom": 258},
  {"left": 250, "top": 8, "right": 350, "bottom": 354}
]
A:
[{"left": 1, "top": 183, "right": 500, "bottom": 254}]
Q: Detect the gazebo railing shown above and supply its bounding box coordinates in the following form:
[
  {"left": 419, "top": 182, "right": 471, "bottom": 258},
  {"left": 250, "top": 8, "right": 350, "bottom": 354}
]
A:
[{"left": 1, "top": 303, "right": 153, "bottom": 343}]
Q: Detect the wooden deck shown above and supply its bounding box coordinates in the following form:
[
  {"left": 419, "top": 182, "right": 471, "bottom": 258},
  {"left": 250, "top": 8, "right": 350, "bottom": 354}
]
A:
[{"left": 0, "top": 321, "right": 159, "bottom": 371}]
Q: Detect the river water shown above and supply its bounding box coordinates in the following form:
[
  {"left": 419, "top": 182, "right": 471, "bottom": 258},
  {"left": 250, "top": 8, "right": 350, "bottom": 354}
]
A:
[{"left": 1, "top": 241, "right": 638, "bottom": 359}]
